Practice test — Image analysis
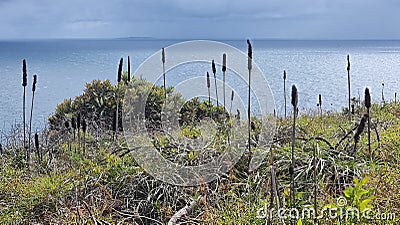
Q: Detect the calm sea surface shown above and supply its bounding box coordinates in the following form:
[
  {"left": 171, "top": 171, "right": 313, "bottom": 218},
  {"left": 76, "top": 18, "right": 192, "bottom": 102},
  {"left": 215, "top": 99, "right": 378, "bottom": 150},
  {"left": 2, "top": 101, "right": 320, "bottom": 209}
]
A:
[{"left": 1, "top": 39, "right": 400, "bottom": 133}]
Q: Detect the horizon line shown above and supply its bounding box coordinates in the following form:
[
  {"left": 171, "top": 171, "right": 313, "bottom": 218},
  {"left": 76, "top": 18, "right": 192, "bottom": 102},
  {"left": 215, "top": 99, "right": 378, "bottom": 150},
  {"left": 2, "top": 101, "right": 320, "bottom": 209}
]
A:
[{"left": 1, "top": 37, "right": 400, "bottom": 42}]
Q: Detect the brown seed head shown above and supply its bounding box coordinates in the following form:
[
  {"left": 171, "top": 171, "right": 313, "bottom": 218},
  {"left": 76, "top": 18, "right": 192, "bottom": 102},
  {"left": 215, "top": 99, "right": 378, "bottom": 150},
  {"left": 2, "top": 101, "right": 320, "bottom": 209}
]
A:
[
  {"left": 247, "top": 39, "right": 252, "bottom": 71},
  {"left": 206, "top": 72, "right": 210, "bottom": 88},
  {"left": 319, "top": 94, "right": 322, "bottom": 106},
  {"left": 365, "top": 88, "right": 371, "bottom": 109},
  {"left": 34, "top": 133, "right": 39, "bottom": 150},
  {"left": 162, "top": 48, "right": 165, "bottom": 64},
  {"left": 32, "top": 75, "right": 37, "bottom": 92},
  {"left": 128, "top": 56, "right": 131, "bottom": 82},
  {"left": 291, "top": 85, "right": 298, "bottom": 108},
  {"left": 22, "top": 59, "right": 27, "bottom": 87},
  {"left": 222, "top": 53, "right": 227, "bottom": 72},
  {"left": 118, "top": 58, "right": 123, "bottom": 83},
  {"left": 347, "top": 55, "right": 350, "bottom": 71}
]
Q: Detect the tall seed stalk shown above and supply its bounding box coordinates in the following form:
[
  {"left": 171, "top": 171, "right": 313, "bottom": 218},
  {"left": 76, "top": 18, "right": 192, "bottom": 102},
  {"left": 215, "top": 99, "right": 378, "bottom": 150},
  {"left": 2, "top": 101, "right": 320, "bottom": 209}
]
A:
[
  {"left": 112, "top": 111, "right": 117, "bottom": 141},
  {"left": 381, "top": 83, "right": 385, "bottom": 104},
  {"left": 77, "top": 113, "right": 81, "bottom": 152},
  {"left": 283, "top": 70, "right": 287, "bottom": 118},
  {"left": 347, "top": 55, "right": 351, "bottom": 120},
  {"left": 72, "top": 117, "right": 76, "bottom": 153},
  {"left": 34, "top": 133, "right": 41, "bottom": 163},
  {"left": 82, "top": 118, "right": 87, "bottom": 154},
  {"left": 22, "top": 60, "right": 27, "bottom": 152},
  {"left": 290, "top": 85, "right": 298, "bottom": 217},
  {"left": 162, "top": 48, "right": 166, "bottom": 100},
  {"left": 222, "top": 53, "right": 227, "bottom": 108},
  {"left": 247, "top": 40, "right": 252, "bottom": 173},
  {"left": 28, "top": 74, "right": 37, "bottom": 159},
  {"left": 127, "top": 56, "right": 131, "bottom": 83},
  {"left": 395, "top": 92, "right": 397, "bottom": 103},
  {"left": 365, "top": 88, "right": 371, "bottom": 159},
  {"left": 65, "top": 121, "right": 71, "bottom": 152},
  {"left": 206, "top": 72, "right": 211, "bottom": 107},
  {"left": 318, "top": 94, "right": 322, "bottom": 116},
  {"left": 313, "top": 142, "right": 317, "bottom": 224},
  {"left": 116, "top": 58, "right": 123, "bottom": 133},
  {"left": 229, "top": 90, "right": 234, "bottom": 116},
  {"left": 212, "top": 60, "right": 219, "bottom": 106}
]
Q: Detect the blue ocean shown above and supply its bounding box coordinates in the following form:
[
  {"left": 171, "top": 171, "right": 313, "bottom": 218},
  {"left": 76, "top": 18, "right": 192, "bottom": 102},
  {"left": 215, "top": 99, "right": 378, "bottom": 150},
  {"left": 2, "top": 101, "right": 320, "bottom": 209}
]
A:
[{"left": 1, "top": 39, "right": 400, "bottom": 133}]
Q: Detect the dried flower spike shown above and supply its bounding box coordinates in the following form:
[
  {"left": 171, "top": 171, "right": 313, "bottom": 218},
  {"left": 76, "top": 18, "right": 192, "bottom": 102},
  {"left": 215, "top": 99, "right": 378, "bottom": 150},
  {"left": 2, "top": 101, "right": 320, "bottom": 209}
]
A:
[
  {"left": 118, "top": 57, "right": 123, "bottom": 83},
  {"left": 291, "top": 85, "right": 298, "bottom": 108},
  {"left": 22, "top": 59, "right": 27, "bottom": 87},
  {"left": 34, "top": 133, "right": 39, "bottom": 150},
  {"left": 162, "top": 48, "right": 165, "bottom": 64},
  {"left": 32, "top": 75, "right": 37, "bottom": 92},
  {"left": 365, "top": 88, "right": 371, "bottom": 109},
  {"left": 206, "top": 72, "right": 210, "bottom": 88},
  {"left": 247, "top": 39, "right": 252, "bottom": 71},
  {"left": 222, "top": 53, "right": 227, "bottom": 72}
]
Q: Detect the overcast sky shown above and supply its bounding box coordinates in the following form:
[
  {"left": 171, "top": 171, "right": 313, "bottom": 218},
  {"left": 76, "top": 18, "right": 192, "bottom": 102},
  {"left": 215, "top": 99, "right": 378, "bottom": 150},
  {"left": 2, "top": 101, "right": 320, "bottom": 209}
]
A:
[{"left": 0, "top": 0, "right": 399, "bottom": 40}]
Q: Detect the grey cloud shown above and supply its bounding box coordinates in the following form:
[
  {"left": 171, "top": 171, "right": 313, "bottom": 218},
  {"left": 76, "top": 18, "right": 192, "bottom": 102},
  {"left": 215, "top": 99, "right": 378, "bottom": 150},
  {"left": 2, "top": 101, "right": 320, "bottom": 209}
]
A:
[{"left": 0, "top": 0, "right": 399, "bottom": 39}]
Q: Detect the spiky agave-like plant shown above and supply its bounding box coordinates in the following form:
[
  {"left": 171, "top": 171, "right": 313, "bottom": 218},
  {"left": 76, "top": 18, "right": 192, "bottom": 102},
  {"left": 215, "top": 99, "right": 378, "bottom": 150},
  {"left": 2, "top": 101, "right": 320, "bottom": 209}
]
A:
[
  {"left": 28, "top": 74, "right": 37, "bottom": 160},
  {"left": 290, "top": 85, "right": 298, "bottom": 212},
  {"left": 365, "top": 88, "right": 372, "bottom": 158}
]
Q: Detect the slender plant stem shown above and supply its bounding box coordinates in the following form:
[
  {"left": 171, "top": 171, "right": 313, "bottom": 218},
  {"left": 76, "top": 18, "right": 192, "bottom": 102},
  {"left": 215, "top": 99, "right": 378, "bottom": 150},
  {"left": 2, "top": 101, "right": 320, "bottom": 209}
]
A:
[
  {"left": 291, "top": 106, "right": 296, "bottom": 211},
  {"left": 23, "top": 87, "right": 26, "bottom": 156},
  {"left": 223, "top": 70, "right": 226, "bottom": 108},
  {"left": 162, "top": 48, "right": 166, "bottom": 100},
  {"left": 284, "top": 71, "right": 287, "bottom": 118},
  {"left": 116, "top": 84, "right": 119, "bottom": 135},
  {"left": 313, "top": 142, "right": 317, "bottom": 224},
  {"left": 348, "top": 71, "right": 351, "bottom": 120},
  {"left": 347, "top": 55, "right": 351, "bottom": 120},
  {"left": 367, "top": 108, "right": 371, "bottom": 159},
  {"left": 28, "top": 91, "right": 35, "bottom": 159},
  {"left": 247, "top": 69, "right": 251, "bottom": 172}
]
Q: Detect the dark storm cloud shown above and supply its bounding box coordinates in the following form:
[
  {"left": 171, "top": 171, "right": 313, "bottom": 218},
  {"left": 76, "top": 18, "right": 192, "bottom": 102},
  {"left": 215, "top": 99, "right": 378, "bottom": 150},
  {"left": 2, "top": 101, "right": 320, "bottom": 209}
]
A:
[{"left": 0, "top": 0, "right": 399, "bottom": 39}]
